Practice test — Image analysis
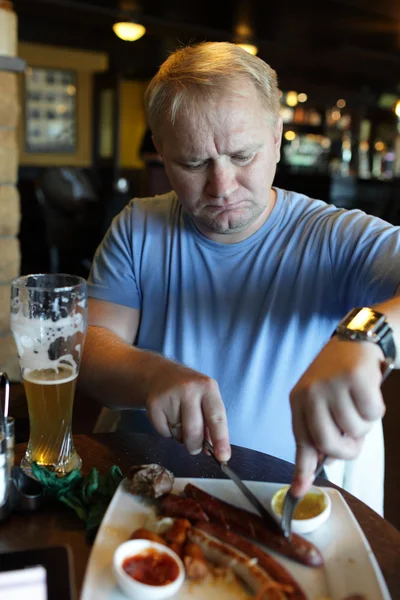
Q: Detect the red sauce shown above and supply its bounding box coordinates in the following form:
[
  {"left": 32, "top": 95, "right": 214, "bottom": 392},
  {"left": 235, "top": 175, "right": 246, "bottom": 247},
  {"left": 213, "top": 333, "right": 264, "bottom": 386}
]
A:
[{"left": 122, "top": 549, "right": 179, "bottom": 586}]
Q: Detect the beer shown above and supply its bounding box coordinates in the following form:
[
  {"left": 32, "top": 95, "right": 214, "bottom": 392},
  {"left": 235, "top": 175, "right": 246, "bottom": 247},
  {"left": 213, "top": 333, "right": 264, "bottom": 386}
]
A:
[
  {"left": 11, "top": 273, "right": 87, "bottom": 476},
  {"left": 22, "top": 365, "right": 81, "bottom": 474}
]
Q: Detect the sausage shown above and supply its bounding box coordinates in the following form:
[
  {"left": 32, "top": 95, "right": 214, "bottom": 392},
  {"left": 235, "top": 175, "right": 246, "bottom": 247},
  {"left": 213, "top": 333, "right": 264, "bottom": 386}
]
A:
[
  {"left": 129, "top": 464, "right": 174, "bottom": 498},
  {"left": 130, "top": 527, "right": 167, "bottom": 545},
  {"left": 196, "top": 521, "right": 306, "bottom": 600},
  {"left": 160, "top": 494, "right": 209, "bottom": 522},
  {"left": 164, "top": 518, "right": 191, "bottom": 545},
  {"left": 183, "top": 542, "right": 209, "bottom": 580},
  {"left": 168, "top": 541, "right": 184, "bottom": 558},
  {"left": 188, "top": 527, "right": 287, "bottom": 600},
  {"left": 184, "top": 484, "right": 323, "bottom": 567}
]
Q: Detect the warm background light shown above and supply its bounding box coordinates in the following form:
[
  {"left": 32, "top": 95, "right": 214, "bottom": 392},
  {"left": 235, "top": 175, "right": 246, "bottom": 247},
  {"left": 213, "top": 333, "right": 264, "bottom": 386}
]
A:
[
  {"left": 236, "top": 43, "right": 258, "bottom": 55},
  {"left": 286, "top": 91, "right": 298, "bottom": 107},
  {"left": 113, "top": 21, "right": 146, "bottom": 41},
  {"left": 337, "top": 98, "right": 346, "bottom": 108},
  {"left": 284, "top": 130, "right": 296, "bottom": 141},
  {"left": 297, "top": 93, "right": 308, "bottom": 103},
  {"left": 395, "top": 100, "right": 400, "bottom": 118}
]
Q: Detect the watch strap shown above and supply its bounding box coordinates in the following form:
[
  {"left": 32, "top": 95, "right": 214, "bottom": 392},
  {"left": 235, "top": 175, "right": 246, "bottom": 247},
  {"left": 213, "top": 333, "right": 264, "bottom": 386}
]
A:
[{"left": 377, "top": 322, "right": 396, "bottom": 364}]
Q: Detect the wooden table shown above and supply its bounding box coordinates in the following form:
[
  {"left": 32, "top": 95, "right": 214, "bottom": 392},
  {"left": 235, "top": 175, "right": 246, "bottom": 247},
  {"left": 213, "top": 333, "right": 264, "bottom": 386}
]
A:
[{"left": 1, "top": 433, "right": 400, "bottom": 598}]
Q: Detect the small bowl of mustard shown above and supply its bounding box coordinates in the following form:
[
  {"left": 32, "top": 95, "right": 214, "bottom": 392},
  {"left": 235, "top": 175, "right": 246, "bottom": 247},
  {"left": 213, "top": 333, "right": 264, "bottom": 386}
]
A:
[{"left": 271, "top": 485, "right": 331, "bottom": 535}]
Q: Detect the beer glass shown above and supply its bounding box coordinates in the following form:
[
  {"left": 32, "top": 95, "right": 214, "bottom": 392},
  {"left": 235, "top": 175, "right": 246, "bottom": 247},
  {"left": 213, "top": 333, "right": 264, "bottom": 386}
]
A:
[{"left": 10, "top": 274, "right": 88, "bottom": 476}]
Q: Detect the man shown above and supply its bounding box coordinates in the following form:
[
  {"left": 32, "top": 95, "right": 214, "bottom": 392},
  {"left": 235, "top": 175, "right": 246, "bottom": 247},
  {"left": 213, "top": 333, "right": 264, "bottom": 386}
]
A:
[{"left": 81, "top": 42, "right": 400, "bottom": 514}]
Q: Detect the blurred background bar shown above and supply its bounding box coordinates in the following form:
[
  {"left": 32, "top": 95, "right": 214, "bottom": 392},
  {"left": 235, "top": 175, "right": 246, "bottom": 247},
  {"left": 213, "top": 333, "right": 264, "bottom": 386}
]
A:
[
  {"left": 0, "top": 0, "right": 399, "bottom": 528},
  {"left": 10, "top": 0, "right": 400, "bottom": 281}
]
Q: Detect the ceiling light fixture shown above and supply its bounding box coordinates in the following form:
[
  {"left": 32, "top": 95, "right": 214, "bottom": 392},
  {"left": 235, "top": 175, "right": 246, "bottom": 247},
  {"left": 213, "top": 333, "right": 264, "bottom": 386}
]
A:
[
  {"left": 113, "top": 21, "right": 145, "bottom": 41},
  {"left": 113, "top": 1, "right": 145, "bottom": 42}
]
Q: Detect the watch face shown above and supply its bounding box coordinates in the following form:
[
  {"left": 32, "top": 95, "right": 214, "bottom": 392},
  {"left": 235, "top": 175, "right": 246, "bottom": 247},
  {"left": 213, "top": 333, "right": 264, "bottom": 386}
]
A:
[{"left": 345, "top": 307, "right": 384, "bottom": 333}]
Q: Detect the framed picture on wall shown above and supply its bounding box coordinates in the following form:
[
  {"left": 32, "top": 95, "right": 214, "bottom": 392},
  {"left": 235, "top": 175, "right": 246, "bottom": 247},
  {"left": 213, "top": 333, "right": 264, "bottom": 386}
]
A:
[{"left": 25, "top": 67, "right": 77, "bottom": 153}]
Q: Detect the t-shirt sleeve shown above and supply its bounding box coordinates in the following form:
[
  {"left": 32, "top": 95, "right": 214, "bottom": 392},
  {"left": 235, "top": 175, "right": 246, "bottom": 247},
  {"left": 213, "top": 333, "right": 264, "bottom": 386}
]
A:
[
  {"left": 329, "top": 209, "right": 400, "bottom": 312},
  {"left": 87, "top": 202, "right": 141, "bottom": 309}
]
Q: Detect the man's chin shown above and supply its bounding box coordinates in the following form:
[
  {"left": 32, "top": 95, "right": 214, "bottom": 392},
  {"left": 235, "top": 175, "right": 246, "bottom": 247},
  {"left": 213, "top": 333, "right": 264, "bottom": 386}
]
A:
[{"left": 198, "top": 212, "right": 254, "bottom": 234}]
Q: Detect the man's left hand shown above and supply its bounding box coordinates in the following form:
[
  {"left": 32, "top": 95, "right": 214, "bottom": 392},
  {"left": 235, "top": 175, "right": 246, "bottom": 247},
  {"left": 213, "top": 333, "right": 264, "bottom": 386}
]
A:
[{"left": 290, "top": 335, "right": 386, "bottom": 497}]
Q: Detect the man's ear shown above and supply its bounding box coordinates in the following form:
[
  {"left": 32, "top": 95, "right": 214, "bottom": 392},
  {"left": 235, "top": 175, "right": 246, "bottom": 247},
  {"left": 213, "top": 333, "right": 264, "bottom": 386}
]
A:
[
  {"left": 274, "top": 116, "right": 283, "bottom": 163},
  {"left": 152, "top": 135, "right": 162, "bottom": 157}
]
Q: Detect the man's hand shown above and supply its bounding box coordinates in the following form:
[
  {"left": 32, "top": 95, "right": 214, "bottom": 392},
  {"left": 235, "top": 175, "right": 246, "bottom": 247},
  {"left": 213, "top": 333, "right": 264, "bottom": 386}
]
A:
[
  {"left": 144, "top": 361, "right": 231, "bottom": 463},
  {"left": 289, "top": 336, "right": 386, "bottom": 497}
]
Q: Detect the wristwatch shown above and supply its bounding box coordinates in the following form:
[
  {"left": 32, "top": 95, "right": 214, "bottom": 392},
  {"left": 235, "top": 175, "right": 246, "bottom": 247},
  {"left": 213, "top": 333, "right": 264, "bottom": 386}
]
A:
[{"left": 334, "top": 307, "right": 396, "bottom": 367}]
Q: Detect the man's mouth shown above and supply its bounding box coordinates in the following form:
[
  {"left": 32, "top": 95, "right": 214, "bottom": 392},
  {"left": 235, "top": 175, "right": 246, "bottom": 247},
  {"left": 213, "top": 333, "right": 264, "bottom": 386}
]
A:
[{"left": 206, "top": 200, "right": 245, "bottom": 211}]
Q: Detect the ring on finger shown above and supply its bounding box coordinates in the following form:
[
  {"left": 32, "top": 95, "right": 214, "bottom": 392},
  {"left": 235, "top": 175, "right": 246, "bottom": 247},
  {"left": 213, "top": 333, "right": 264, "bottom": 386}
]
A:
[{"left": 168, "top": 422, "right": 183, "bottom": 439}]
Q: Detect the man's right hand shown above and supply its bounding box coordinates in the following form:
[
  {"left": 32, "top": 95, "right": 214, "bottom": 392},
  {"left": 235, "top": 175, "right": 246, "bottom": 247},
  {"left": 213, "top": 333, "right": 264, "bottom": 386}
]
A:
[
  {"left": 144, "top": 361, "right": 231, "bottom": 463},
  {"left": 83, "top": 298, "right": 231, "bottom": 463}
]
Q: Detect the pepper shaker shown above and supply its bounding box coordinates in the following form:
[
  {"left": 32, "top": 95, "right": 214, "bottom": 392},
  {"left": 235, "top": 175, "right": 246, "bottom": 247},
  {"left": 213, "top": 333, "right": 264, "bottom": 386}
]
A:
[{"left": 0, "top": 372, "right": 11, "bottom": 520}]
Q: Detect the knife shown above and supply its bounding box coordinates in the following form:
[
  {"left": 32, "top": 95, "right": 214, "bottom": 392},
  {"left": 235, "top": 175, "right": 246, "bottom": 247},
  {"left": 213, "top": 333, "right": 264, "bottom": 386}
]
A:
[{"left": 203, "top": 439, "right": 284, "bottom": 536}]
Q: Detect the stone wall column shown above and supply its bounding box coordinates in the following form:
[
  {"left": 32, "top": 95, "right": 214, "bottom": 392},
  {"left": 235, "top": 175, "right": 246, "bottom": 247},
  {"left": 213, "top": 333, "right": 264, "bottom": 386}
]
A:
[{"left": 0, "top": 0, "right": 25, "bottom": 380}]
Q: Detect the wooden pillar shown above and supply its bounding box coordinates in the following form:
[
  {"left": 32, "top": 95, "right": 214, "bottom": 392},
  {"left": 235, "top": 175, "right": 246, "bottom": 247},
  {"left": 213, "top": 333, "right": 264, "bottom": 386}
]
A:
[{"left": 0, "top": 1, "right": 25, "bottom": 380}]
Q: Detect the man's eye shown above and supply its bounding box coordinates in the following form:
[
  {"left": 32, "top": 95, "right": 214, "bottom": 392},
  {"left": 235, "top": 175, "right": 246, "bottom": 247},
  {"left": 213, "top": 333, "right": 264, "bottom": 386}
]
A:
[
  {"left": 183, "top": 162, "right": 206, "bottom": 170},
  {"left": 232, "top": 154, "right": 255, "bottom": 164}
]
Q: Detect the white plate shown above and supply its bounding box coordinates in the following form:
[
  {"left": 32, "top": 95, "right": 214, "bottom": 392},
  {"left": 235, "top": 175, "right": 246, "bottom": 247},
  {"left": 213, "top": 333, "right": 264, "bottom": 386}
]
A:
[{"left": 81, "top": 479, "right": 391, "bottom": 600}]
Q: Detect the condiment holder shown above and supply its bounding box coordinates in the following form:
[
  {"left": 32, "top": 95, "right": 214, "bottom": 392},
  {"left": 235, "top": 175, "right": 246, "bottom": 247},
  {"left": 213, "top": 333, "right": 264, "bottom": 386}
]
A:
[
  {"left": 271, "top": 485, "right": 331, "bottom": 535},
  {"left": 0, "top": 372, "right": 43, "bottom": 522},
  {"left": 113, "top": 539, "right": 185, "bottom": 600}
]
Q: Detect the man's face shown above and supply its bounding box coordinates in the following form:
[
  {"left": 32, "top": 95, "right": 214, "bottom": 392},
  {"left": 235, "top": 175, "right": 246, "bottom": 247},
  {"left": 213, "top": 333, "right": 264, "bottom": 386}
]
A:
[{"left": 155, "top": 80, "right": 282, "bottom": 242}]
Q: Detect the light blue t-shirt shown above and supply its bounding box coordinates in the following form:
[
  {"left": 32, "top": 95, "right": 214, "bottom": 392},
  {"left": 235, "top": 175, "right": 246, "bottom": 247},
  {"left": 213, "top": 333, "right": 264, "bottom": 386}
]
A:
[{"left": 88, "top": 187, "right": 400, "bottom": 464}]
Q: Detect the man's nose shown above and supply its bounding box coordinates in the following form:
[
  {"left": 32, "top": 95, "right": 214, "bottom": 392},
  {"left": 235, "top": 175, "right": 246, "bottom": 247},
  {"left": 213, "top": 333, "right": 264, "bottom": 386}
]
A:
[{"left": 206, "top": 162, "right": 238, "bottom": 198}]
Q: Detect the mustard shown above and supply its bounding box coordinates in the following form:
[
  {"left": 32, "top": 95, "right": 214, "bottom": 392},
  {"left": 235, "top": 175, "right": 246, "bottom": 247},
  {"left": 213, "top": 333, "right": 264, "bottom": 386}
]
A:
[{"left": 273, "top": 487, "right": 326, "bottom": 520}]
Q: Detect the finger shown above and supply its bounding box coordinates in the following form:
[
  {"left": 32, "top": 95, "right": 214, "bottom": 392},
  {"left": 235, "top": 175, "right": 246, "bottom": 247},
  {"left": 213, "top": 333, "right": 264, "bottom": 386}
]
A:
[
  {"left": 146, "top": 401, "right": 173, "bottom": 438},
  {"left": 181, "top": 396, "right": 205, "bottom": 456},
  {"left": 307, "top": 394, "right": 363, "bottom": 460},
  {"left": 169, "top": 423, "right": 183, "bottom": 442},
  {"left": 291, "top": 410, "right": 318, "bottom": 497},
  {"left": 350, "top": 379, "right": 386, "bottom": 422},
  {"left": 147, "top": 393, "right": 183, "bottom": 440},
  {"left": 330, "top": 392, "right": 373, "bottom": 439},
  {"left": 202, "top": 393, "right": 231, "bottom": 462}
]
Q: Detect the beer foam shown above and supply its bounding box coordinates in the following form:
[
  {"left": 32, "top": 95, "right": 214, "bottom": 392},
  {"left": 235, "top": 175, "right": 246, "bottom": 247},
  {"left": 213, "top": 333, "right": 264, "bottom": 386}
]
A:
[
  {"left": 11, "top": 297, "right": 86, "bottom": 376},
  {"left": 23, "top": 367, "right": 76, "bottom": 385}
]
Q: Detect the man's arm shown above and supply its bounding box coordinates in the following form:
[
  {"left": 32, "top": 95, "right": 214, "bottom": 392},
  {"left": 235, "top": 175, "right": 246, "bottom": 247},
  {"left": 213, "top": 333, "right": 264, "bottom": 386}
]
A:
[
  {"left": 290, "top": 290, "right": 400, "bottom": 497},
  {"left": 79, "top": 298, "right": 231, "bottom": 461}
]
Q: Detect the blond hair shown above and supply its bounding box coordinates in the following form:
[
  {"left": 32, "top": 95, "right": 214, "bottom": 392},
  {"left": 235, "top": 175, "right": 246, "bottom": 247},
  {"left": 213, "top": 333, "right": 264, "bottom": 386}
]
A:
[{"left": 144, "top": 41, "right": 281, "bottom": 135}]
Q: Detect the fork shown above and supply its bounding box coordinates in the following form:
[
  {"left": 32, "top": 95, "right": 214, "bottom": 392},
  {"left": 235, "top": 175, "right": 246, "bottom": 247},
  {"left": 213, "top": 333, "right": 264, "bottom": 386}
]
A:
[
  {"left": 281, "top": 359, "right": 394, "bottom": 540},
  {"left": 280, "top": 456, "right": 327, "bottom": 541}
]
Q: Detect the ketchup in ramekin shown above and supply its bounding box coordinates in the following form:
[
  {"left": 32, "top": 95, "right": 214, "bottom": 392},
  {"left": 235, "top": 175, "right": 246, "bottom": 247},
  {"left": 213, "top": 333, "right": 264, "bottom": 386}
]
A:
[{"left": 122, "top": 548, "right": 180, "bottom": 586}]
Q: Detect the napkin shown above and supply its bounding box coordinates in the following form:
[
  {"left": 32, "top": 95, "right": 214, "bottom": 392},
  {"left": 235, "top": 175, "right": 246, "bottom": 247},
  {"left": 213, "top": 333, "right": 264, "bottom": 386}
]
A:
[{"left": 32, "top": 462, "right": 123, "bottom": 540}]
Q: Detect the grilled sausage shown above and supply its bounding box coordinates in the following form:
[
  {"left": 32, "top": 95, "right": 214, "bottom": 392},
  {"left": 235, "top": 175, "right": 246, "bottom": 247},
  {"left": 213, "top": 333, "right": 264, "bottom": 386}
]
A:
[
  {"left": 183, "top": 542, "right": 209, "bottom": 580},
  {"left": 184, "top": 484, "right": 323, "bottom": 567},
  {"left": 164, "top": 518, "right": 191, "bottom": 545},
  {"left": 196, "top": 521, "right": 306, "bottom": 599},
  {"left": 130, "top": 527, "right": 167, "bottom": 545},
  {"left": 160, "top": 494, "right": 209, "bottom": 522},
  {"left": 188, "top": 527, "right": 288, "bottom": 600}
]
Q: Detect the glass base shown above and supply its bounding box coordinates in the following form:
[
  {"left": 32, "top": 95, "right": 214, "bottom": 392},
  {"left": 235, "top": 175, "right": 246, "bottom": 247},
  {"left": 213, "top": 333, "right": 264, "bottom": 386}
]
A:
[{"left": 21, "top": 450, "right": 82, "bottom": 478}]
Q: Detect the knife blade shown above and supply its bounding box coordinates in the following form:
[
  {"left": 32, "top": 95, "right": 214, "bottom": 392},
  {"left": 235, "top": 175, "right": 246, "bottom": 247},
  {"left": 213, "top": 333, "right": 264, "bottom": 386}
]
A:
[{"left": 203, "top": 439, "right": 284, "bottom": 535}]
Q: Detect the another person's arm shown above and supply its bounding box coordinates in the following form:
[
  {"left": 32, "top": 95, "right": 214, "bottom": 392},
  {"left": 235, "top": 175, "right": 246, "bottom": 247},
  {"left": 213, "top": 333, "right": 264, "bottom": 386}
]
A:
[
  {"left": 79, "top": 297, "right": 231, "bottom": 462},
  {"left": 290, "top": 291, "right": 400, "bottom": 497}
]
